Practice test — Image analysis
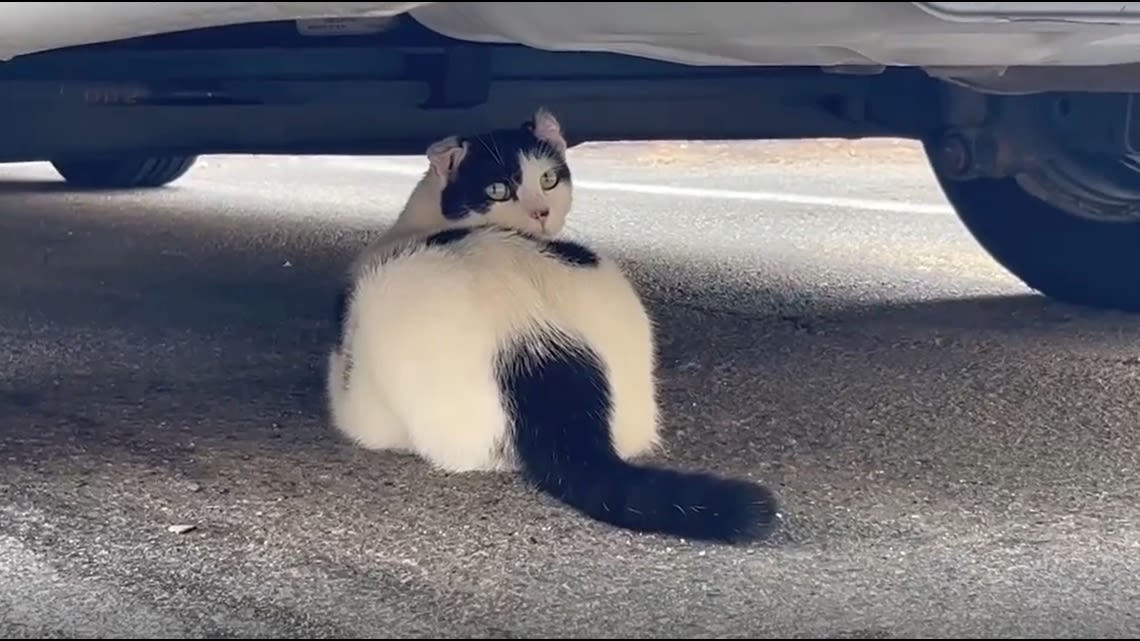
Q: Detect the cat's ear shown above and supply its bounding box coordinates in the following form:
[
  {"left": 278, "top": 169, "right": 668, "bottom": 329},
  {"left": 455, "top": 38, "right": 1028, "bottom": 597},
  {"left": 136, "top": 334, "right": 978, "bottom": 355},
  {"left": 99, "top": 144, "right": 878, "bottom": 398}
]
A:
[
  {"left": 530, "top": 107, "right": 567, "bottom": 153},
  {"left": 426, "top": 135, "right": 468, "bottom": 181}
]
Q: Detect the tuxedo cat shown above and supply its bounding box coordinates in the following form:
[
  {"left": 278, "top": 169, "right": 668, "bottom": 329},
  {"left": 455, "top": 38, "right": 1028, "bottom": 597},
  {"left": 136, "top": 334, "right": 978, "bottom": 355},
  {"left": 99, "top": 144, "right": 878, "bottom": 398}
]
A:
[{"left": 328, "top": 108, "right": 778, "bottom": 543}]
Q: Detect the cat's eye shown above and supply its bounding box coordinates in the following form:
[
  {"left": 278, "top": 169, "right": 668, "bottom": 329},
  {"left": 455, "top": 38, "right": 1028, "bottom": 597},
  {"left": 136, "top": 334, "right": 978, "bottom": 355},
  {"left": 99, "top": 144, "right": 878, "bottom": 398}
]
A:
[
  {"left": 485, "top": 182, "right": 510, "bottom": 201},
  {"left": 539, "top": 169, "right": 560, "bottom": 191}
]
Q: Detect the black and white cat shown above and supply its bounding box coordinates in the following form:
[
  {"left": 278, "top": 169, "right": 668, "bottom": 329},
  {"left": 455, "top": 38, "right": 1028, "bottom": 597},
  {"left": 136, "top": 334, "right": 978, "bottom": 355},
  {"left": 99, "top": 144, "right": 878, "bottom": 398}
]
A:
[{"left": 328, "top": 108, "right": 779, "bottom": 544}]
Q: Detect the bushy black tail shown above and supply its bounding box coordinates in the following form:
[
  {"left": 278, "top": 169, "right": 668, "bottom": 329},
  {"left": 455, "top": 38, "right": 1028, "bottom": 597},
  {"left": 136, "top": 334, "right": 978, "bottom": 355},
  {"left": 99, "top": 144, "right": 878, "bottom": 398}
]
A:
[{"left": 498, "top": 332, "right": 779, "bottom": 544}]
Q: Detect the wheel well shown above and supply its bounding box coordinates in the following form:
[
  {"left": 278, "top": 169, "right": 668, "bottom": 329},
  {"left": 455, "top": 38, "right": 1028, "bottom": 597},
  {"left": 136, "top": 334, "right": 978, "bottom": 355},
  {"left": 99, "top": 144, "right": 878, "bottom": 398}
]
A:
[{"left": 926, "top": 87, "right": 1140, "bottom": 223}]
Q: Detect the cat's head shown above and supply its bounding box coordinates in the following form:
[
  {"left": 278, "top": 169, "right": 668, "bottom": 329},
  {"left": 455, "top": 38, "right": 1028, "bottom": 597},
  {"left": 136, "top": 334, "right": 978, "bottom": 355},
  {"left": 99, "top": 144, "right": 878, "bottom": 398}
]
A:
[{"left": 424, "top": 107, "right": 572, "bottom": 238}]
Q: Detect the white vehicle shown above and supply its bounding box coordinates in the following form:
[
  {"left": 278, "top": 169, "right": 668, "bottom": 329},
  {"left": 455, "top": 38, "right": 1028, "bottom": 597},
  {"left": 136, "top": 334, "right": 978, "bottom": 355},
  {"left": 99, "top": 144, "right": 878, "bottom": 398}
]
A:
[{"left": 5, "top": 2, "right": 1140, "bottom": 311}]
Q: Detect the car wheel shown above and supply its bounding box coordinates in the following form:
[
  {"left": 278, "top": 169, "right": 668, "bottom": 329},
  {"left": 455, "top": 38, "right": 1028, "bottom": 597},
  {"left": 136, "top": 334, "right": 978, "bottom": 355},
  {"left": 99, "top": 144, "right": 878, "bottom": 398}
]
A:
[
  {"left": 923, "top": 140, "right": 1140, "bottom": 313},
  {"left": 50, "top": 155, "right": 198, "bottom": 189}
]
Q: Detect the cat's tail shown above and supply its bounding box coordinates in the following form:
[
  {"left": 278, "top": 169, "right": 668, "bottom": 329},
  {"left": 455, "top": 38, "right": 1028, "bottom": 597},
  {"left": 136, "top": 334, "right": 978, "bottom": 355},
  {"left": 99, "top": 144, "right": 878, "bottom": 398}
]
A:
[{"left": 500, "top": 330, "right": 779, "bottom": 544}]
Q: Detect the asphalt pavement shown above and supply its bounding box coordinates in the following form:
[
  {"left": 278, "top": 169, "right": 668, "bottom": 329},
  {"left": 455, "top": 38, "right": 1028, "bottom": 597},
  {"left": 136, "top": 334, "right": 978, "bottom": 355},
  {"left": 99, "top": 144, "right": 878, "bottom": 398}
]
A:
[{"left": 2, "top": 140, "right": 1140, "bottom": 638}]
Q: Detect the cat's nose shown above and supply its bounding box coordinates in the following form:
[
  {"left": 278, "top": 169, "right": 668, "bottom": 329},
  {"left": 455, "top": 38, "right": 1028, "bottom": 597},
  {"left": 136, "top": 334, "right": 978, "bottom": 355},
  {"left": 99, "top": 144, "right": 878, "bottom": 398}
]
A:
[{"left": 530, "top": 209, "right": 550, "bottom": 220}]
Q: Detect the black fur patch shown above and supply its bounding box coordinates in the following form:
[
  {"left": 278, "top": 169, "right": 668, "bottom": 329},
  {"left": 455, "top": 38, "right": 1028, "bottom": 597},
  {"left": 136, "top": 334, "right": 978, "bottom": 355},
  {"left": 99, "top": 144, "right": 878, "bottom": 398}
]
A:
[
  {"left": 542, "top": 240, "right": 598, "bottom": 267},
  {"left": 440, "top": 125, "right": 571, "bottom": 222},
  {"left": 425, "top": 227, "right": 473, "bottom": 248},
  {"left": 498, "top": 330, "right": 779, "bottom": 544},
  {"left": 421, "top": 224, "right": 597, "bottom": 269}
]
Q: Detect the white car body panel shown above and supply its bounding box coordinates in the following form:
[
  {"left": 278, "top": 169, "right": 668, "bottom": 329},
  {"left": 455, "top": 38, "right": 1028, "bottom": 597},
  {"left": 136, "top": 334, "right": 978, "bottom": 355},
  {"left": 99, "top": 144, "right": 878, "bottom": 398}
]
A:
[
  {"left": 0, "top": 2, "right": 430, "bottom": 61},
  {"left": 4, "top": 1, "right": 1140, "bottom": 69}
]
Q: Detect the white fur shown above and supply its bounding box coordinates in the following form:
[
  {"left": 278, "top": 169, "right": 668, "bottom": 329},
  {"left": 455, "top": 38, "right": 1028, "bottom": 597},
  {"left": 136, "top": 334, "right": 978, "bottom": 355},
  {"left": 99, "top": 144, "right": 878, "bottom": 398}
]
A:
[{"left": 328, "top": 225, "right": 663, "bottom": 472}]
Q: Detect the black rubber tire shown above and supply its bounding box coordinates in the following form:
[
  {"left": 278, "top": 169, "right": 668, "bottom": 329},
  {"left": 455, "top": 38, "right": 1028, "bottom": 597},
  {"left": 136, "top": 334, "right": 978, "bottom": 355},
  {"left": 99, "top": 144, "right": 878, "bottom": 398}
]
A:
[
  {"left": 50, "top": 155, "right": 198, "bottom": 189},
  {"left": 924, "top": 141, "right": 1140, "bottom": 312}
]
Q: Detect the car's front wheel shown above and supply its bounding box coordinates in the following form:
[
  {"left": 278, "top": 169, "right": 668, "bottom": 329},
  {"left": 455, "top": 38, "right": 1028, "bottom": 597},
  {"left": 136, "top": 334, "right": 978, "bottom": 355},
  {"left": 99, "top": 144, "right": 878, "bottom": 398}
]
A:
[
  {"left": 925, "top": 140, "right": 1140, "bottom": 313},
  {"left": 50, "top": 155, "right": 198, "bottom": 189}
]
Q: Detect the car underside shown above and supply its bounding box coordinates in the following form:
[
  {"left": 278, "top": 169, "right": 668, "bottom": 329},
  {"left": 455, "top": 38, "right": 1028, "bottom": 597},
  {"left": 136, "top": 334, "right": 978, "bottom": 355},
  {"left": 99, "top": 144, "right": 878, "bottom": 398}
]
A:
[{"left": 6, "top": 2, "right": 1140, "bottom": 312}]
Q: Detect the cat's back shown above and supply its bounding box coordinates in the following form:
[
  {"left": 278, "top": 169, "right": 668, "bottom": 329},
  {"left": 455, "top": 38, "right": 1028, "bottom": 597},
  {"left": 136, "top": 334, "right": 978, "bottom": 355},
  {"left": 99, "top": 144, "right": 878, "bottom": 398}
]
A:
[
  {"left": 345, "top": 222, "right": 658, "bottom": 463},
  {"left": 352, "top": 223, "right": 639, "bottom": 331}
]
